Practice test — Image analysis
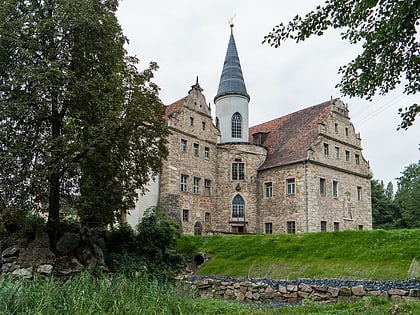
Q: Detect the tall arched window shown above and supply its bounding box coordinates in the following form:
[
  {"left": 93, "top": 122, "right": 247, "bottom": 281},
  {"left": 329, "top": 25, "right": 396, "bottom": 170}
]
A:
[
  {"left": 232, "top": 194, "right": 245, "bottom": 220},
  {"left": 231, "top": 112, "right": 242, "bottom": 138}
]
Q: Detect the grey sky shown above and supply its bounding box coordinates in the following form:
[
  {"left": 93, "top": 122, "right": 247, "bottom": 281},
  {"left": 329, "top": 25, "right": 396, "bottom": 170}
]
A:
[{"left": 116, "top": 0, "right": 419, "bottom": 189}]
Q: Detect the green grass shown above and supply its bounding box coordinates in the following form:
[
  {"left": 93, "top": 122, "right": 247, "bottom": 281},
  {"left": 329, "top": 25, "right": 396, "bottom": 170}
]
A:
[
  {"left": 0, "top": 272, "right": 418, "bottom": 315},
  {"left": 177, "top": 229, "right": 420, "bottom": 280}
]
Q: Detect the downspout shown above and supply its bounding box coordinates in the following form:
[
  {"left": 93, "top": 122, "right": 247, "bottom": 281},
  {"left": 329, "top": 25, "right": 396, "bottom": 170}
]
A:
[{"left": 304, "top": 161, "right": 309, "bottom": 232}]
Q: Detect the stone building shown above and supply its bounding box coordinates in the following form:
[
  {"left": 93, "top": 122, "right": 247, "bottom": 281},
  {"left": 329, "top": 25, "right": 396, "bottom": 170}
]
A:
[{"left": 130, "top": 26, "right": 372, "bottom": 234}]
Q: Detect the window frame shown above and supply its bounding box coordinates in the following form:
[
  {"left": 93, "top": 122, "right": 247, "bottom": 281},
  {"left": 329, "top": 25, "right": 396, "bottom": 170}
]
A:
[
  {"left": 323, "top": 143, "right": 329, "bottom": 156},
  {"left": 320, "top": 178, "right": 326, "bottom": 196},
  {"left": 265, "top": 222, "right": 273, "bottom": 234},
  {"left": 180, "top": 139, "right": 187, "bottom": 153},
  {"left": 180, "top": 174, "right": 188, "bottom": 192},
  {"left": 182, "top": 209, "right": 189, "bottom": 222},
  {"left": 193, "top": 177, "right": 201, "bottom": 194},
  {"left": 286, "top": 178, "right": 296, "bottom": 195},
  {"left": 232, "top": 162, "right": 245, "bottom": 180},
  {"left": 204, "top": 146, "right": 210, "bottom": 159},
  {"left": 332, "top": 180, "right": 338, "bottom": 198},
  {"left": 232, "top": 194, "right": 245, "bottom": 220},
  {"left": 205, "top": 212, "right": 211, "bottom": 224},
  {"left": 286, "top": 221, "right": 296, "bottom": 234},
  {"left": 321, "top": 220, "right": 327, "bottom": 232},
  {"left": 193, "top": 143, "right": 199, "bottom": 157},
  {"left": 231, "top": 112, "right": 242, "bottom": 138},
  {"left": 264, "top": 182, "right": 273, "bottom": 198},
  {"left": 357, "top": 186, "right": 362, "bottom": 201}
]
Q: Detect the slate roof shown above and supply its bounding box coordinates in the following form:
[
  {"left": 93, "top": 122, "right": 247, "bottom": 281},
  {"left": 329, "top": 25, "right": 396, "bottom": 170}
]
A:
[
  {"left": 249, "top": 100, "right": 332, "bottom": 170},
  {"left": 214, "top": 28, "right": 249, "bottom": 102}
]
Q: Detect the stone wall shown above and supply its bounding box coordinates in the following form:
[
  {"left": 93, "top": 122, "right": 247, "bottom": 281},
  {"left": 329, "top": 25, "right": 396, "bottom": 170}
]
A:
[{"left": 180, "top": 277, "right": 420, "bottom": 304}]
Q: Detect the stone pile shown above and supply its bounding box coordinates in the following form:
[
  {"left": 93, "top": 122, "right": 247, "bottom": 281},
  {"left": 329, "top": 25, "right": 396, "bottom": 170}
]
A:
[
  {"left": 181, "top": 276, "right": 420, "bottom": 304},
  {"left": 1, "top": 226, "right": 107, "bottom": 279}
]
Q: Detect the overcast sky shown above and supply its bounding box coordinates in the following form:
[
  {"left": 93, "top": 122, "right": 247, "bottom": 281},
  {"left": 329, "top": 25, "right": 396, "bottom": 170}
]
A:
[{"left": 116, "top": 0, "right": 419, "bottom": 190}]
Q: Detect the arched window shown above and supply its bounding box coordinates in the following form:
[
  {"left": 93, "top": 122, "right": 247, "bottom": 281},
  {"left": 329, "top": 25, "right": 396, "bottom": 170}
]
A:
[
  {"left": 231, "top": 112, "right": 242, "bottom": 138},
  {"left": 232, "top": 194, "right": 245, "bottom": 220}
]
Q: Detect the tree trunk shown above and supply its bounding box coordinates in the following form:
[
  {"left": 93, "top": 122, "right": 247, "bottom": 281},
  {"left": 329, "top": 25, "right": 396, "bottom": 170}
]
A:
[{"left": 47, "top": 170, "right": 60, "bottom": 250}]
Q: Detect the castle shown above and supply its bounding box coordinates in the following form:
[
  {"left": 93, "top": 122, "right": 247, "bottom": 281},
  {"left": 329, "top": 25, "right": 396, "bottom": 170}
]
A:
[{"left": 128, "top": 26, "right": 372, "bottom": 234}]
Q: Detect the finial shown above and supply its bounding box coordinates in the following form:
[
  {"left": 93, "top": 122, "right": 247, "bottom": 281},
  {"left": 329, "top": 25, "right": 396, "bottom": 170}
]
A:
[{"left": 228, "top": 13, "right": 236, "bottom": 29}]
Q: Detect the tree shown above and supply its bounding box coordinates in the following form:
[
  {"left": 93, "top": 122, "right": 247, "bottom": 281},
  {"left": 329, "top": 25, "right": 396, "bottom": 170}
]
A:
[
  {"left": 0, "top": 0, "right": 168, "bottom": 248},
  {"left": 263, "top": 0, "right": 419, "bottom": 129},
  {"left": 394, "top": 161, "right": 420, "bottom": 228},
  {"left": 371, "top": 179, "right": 399, "bottom": 229}
]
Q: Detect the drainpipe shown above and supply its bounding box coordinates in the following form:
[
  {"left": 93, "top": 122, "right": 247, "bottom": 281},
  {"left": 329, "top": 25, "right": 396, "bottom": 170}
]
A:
[{"left": 304, "top": 161, "right": 309, "bottom": 232}]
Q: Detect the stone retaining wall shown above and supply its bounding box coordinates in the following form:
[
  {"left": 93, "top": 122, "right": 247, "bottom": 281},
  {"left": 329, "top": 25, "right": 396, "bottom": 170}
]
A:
[{"left": 180, "top": 277, "right": 420, "bottom": 304}]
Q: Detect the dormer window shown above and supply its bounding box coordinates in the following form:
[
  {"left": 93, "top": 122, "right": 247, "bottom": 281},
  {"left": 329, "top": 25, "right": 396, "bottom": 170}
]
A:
[{"left": 231, "top": 112, "right": 242, "bottom": 138}]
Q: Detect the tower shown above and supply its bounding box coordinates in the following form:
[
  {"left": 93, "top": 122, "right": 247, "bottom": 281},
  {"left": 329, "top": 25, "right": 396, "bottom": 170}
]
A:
[{"left": 214, "top": 24, "right": 250, "bottom": 143}]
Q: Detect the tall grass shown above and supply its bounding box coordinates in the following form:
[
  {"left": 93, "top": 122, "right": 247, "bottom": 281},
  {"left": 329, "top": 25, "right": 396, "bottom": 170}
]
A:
[
  {"left": 0, "top": 272, "right": 418, "bottom": 315},
  {"left": 177, "top": 229, "right": 420, "bottom": 280}
]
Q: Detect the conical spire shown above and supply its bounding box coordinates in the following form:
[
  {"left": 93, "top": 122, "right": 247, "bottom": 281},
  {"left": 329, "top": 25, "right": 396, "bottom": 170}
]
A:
[{"left": 214, "top": 26, "right": 249, "bottom": 103}]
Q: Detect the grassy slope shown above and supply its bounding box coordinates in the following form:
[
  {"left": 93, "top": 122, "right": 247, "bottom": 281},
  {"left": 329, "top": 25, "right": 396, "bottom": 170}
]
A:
[{"left": 177, "top": 229, "right": 420, "bottom": 280}]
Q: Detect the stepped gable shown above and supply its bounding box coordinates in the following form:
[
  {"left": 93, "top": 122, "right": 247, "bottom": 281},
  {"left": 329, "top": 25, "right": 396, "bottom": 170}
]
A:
[{"left": 250, "top": 100, "right": 331, "bottom": 170}]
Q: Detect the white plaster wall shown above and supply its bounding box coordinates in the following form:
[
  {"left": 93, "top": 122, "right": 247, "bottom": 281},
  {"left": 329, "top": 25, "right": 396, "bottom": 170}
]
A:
[
  {"left": 128, "top": 176, "right": 160, "bottom": 228},
  {"left": 215, "top": 94, "right": 249, "bottom": 143}
]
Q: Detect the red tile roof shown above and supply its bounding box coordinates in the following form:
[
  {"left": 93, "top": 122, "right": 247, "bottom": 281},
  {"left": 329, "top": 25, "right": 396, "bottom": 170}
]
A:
[
  {"left": 164, "top": 96, "right": 187, "bottom": 120},
  {"left": 249, "top": 100, "right": 332, "bottom": 170}
]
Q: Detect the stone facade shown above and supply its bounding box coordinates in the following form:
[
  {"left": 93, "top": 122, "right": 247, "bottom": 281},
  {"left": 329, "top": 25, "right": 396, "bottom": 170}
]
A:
[{"left": 130, "top": 29, "right": 372, "bottom": 235}]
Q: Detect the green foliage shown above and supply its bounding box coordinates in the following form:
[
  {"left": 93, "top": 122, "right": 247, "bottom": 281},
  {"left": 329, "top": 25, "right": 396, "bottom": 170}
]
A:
[
  {"left": 0, "top": 0, "right": 168, "bottom": 245},
  {"left": 372, "top": 161, "right": 420, "bottom": 229},
  {"left": 106, "top": 207, "right": 185, "bottom": 281},
  {"left": 177, "top": 229, "right": 420, "bottom": 280},
  {"left": 263, "top": 0, "right": 420, "bottom": 128},
  {"left": 394, "top": 161, "right": 420, "bottom": 228},
  {"left": 0, "top": 272, "right": 418, "bottom": 314}
]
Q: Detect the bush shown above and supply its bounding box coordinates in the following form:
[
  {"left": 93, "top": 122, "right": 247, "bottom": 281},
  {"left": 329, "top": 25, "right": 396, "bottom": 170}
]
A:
[{"left": 105, "top": 206, "right": 185, "bottom": 281}]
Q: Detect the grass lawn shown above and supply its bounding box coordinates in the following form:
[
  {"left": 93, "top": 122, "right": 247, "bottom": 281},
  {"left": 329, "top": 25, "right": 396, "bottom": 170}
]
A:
[{"left": 177, "top": 229, "right": 420, "bottom": 280}]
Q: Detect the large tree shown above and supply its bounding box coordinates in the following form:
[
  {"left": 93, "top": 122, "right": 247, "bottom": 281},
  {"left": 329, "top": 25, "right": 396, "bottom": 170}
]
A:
[
  {"left": 394, "top": 161, "right": 420, "bottom": 228},
  {"left": 264, "top": 0, "right": 419, "bottom": 129},
  {"left": 0, "top": 0, "right": 168, "bottom": 248}
]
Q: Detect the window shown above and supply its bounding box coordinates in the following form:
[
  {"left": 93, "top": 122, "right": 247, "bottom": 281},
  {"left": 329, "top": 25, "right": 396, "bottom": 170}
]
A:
[
  {"left": 286, "top": 178, "right": 295, "bottom": 195},
  {"left": 193, "top": 177, "right": 201, "bottom": 194},
  {"left": 355, "top": 154, "right": 360, "bottom": 165},
  {"left": 180, "top": 174, "right": 188, "bottom": 192},
  {"left": 216, "top": 117, "right": 220, "bottom": 129},
  {"left": 332, "top": 180, "right": 338, "bottom": 198},
  {"left": 334, "top": 147, "right": 340, "bottom": 160},
  {"left": 231, "top": 112, "right": 242, "bottom": 138},
  {"left": 193, "top": 143, "right": 199, "bottom": 157},
  {"left": 182, "top": 209, "right": 189, "bottom": 222},
  {"left": 333, "top": 222, "right": 340, "bottom": 231},
  {"left": 334, "top": 123, "right": 338, "bottom": 133},
  {"left": 345, "top": 150, "right": 350, "bottom": 161},
  {"left": 286, "top": 221, "right": 296, "bottom": 234},
  {"left": 204, "top": 179, "right": 212, "bottom": 196},
  {"left": 205, "top": 212, "right": 211, "bottom": 224},
  {"left": 265, "top": 223, "right": 273, "bottom": 234},
  {"left": 232, "top": 194, "right": 245, "bottom": 220},
  {"left": 204, "top": 147, "right": 210, "bottom": 159},
  {"left": 189, "top": 117, "right": 194, "bottom": 126},
  {"left": 357, "top": 186, "right": 362, "bottom": 201},
  {"left": 358, "top": 225, "right": 363, "bottom": 230},
  {"left": 323, "top": 143, "right": 329, "bottom": 155},
  {"left": 264, "top": 182, "right": 273, "bottom": 198},
  {"left": 321, "top": 221, "right": 327, "bottom": 232},
  {"left": 232, "top": 162, "right": 245, "bottom": 180},
  {"left": 180, "top": 139, "right": 187, "bottom": 152},
  {"left": 320, "top": 178, "right": 326, "bottom": 195},
  {"left": 345, "top": 127, "right": 349, "bottom": 137},
  {"left": 202, "top": 121, "right": 206, "bottom": 130}
]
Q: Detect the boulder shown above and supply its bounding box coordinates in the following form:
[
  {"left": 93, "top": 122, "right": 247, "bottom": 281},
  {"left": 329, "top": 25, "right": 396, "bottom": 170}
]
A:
[{"left": 56, "top": 232, "right": 81, "bottom": 254}]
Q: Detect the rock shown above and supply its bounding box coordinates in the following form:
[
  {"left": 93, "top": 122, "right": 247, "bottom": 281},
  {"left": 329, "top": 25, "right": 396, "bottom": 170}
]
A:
[
  {"left": 92, "top": 244, "right": 105, "bottom": 266},
  {"left": 409, "top": 289, "right": 420, "bottom": 297},
  {"left": 2, "top": 245, "right": 21, "bottom": 259},
  {"left": 12, "top": 267, "right": 33, "bottom": 279},
  {"left": 388, "top": 289, "right": 408, "bottom": 296},
  {"left": 236, "top": 291, "right": 245, "bottom": 301},
  {"left": 339, "top": 287, "right": 352, "bottom": 296},
  {"left": 2, "top": 262, "right": 19, "bottom": 274},
  {"left": 37, "top": 264, "right": 54, "bottom": 276},
  {"left": 17, "top": 238, "right": 55, "bottom": 268},
  {"left": 328, "top": 287, "right": 340, "bottom": 297},
  {"left": 55, "top": 256, "right": 84, "bottom": 275},
  {"left": 56, "top": 232, "right": 81, "bottom": 254},
  {"left": 351, "top": 285, "right": 366, "bottom": 296},
  {"left": 299, "top": 283, "right": 313, "bottom": 293}
]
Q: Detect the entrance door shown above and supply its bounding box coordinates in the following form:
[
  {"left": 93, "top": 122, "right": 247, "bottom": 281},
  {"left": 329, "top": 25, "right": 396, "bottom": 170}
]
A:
[{"left": 194, "top": 221, "right": 202, "bottom": 235}]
